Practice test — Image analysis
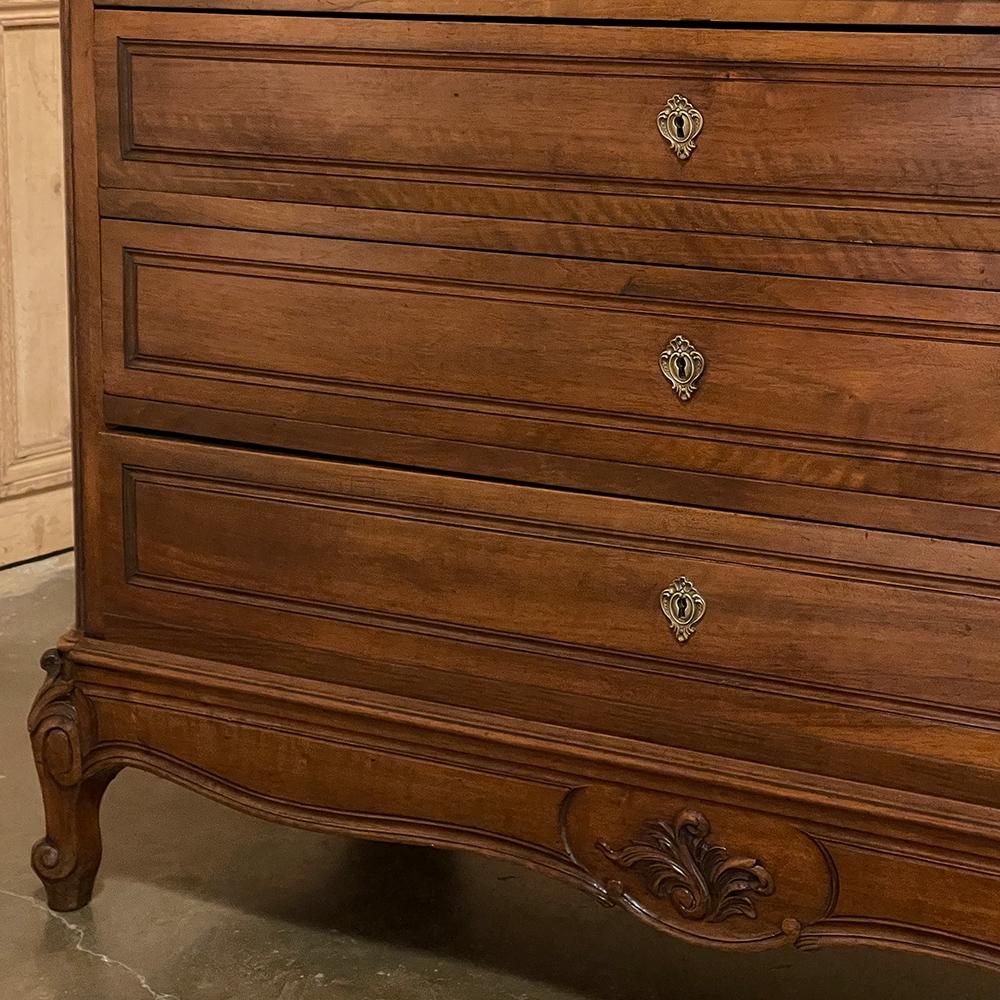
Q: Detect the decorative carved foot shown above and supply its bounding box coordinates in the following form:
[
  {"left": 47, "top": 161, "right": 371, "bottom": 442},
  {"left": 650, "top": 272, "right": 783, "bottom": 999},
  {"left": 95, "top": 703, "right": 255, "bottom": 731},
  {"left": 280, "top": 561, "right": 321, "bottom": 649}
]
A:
[{"left": 28, "top": 649, "right": 118, "bottom": 912}]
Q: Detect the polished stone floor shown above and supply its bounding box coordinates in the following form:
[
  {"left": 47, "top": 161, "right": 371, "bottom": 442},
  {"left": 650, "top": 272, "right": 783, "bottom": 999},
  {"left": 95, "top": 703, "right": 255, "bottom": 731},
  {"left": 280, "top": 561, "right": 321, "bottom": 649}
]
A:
[{"left": 1, "top": 554, "right": 997, "bottom": 1000}]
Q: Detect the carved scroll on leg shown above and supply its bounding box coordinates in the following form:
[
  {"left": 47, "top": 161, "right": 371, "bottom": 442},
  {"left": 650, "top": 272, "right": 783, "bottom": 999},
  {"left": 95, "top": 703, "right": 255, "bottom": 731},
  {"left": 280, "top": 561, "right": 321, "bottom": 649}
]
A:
[{"left": 28, "top": 649, "right": 118, "bottom": 912}]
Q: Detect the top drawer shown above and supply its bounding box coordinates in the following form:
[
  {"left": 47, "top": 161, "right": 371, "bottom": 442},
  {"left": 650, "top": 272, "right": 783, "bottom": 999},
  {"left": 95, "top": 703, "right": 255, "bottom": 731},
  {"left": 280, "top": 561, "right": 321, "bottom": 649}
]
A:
[
  {"left": 95, "top": 13, "right": 1000, "bottom": 251},
  {"left": 89, "top": 1, "right": 1000, "bottom": 27}
]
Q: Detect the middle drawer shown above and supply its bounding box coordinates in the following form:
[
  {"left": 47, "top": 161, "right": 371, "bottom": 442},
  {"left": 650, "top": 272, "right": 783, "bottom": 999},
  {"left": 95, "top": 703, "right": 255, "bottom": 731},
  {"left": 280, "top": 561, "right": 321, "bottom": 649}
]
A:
[{"left": 101, "top": 221, "right": 1000, "bottom": 539}]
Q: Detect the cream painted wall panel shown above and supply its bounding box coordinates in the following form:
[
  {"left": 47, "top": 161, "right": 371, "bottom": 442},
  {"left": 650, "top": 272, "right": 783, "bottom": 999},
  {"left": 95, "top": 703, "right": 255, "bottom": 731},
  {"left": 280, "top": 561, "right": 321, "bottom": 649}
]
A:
[
  {"left": 0, "top": 1, "right": 72, "bottom": 567},
  {"left": 7, "top": 13, "right": 67, "bottom": 456}
]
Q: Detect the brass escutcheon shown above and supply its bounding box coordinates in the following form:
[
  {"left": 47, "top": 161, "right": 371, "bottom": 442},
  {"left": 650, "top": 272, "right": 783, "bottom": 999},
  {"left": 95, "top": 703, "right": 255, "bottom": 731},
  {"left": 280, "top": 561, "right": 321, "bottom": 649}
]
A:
[
  {"left": 657, "top": 95, "right": 704, "bottom": 161},
  {"left": 660, "top": 577, "right": 706, "bottom": 643},
  {"left": 659, "top": 335, "right": 705, "bottom": 401}
]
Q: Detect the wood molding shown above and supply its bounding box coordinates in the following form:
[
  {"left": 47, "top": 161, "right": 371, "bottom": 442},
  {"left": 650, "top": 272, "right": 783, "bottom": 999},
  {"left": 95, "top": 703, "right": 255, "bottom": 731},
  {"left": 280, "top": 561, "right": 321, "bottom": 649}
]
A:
[
  {"left": 0, "top": 1, "right": 58, "bottom": 27},
  {"left": 0, "top": 5, "right": 72, "bottom": 564}
]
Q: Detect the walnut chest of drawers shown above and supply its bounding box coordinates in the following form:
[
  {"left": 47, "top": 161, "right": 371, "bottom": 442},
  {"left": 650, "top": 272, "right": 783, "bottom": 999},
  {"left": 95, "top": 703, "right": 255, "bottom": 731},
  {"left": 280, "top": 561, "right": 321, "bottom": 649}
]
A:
[{"left": 31, "top": 0, "right": 1000, "bottom": 969}]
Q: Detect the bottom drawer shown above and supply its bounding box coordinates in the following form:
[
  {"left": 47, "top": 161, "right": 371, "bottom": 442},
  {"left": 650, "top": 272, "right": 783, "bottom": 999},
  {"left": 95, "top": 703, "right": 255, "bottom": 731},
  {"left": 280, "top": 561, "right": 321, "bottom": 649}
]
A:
[{"left": 92, "top": 432, "right": 1000, "bottom": 805}]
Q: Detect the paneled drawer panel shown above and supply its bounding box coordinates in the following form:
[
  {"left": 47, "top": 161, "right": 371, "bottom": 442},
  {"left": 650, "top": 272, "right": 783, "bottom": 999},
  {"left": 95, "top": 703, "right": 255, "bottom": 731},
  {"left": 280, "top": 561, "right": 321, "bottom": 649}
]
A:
[
  {"left": 101, "top": 221, "right": 1000, "bottom": 539},
  {"left": 97, "top": 433, "right": 1000, "bottom": 804},
  {"left": 94, "top": 13, "right": 1000, "bottom": 254}
]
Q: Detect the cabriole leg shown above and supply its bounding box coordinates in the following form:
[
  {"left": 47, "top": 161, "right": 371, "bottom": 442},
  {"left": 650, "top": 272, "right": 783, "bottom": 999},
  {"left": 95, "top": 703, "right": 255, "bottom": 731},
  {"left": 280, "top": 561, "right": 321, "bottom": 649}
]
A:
[{"left": 28, "top": 648, "right": 118, "bottom": 912}]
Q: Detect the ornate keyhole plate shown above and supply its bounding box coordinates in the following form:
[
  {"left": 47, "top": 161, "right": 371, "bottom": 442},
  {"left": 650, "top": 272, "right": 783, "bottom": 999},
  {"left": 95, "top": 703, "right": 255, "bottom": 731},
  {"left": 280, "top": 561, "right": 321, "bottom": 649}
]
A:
[
  {"left": 660, "top": 577, "right": 706, "bottom": 643},
  {"left": 659, "top": 335, "right": 705, "bottom": 401},
  {"left": 657, "top": 95, "right": 704, "bottom": 161}
]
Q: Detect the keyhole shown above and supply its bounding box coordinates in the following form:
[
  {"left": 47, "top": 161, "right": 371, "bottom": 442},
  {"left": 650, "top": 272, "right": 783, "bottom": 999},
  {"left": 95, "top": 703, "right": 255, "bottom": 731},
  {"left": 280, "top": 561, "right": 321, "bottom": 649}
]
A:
[
  {"left": 674, "top": 115, "right": 686, "bottom": 139},
  {"left": 676, "top": 595, "right": 689, "bottom": 619},
  {"left": 676, "top": 356, "right": 688, "bottom": 378}
]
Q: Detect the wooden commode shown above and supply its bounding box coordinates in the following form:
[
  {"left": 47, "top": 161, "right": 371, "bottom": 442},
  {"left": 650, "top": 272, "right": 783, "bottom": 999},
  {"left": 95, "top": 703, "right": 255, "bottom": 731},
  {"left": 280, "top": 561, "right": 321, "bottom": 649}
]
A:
[{"left": 32, "top": 0, "right": 1000, "bottom": 969}]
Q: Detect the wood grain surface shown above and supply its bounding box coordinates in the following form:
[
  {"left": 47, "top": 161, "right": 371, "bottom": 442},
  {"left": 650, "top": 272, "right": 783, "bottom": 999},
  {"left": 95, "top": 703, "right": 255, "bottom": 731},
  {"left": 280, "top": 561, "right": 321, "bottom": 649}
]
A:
[
  {"left": 88, "top": 0, "right": 1000, "bottom": 27},
  {"left": 33, "top": 0, "right": 1000, "bottom": 972},
  {"left": 94, "top": 13, "right": 1000, "bottom": 243}
]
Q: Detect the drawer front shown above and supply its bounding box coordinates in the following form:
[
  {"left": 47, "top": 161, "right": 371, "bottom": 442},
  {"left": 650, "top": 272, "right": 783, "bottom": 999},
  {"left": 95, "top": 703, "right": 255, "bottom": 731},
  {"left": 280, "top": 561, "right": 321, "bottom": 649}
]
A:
[
  {"left": 88, "top": 0, "right": 1000, "bottom": 27},
  {"left": 101, "top": 221, "right": 1000, "bottom": 536},
  {"left": 95, "top": 433, "right": 1000, "bottom": 807},
  {"left": 94, "top": 13, "right": 1000, "bottom": 253}
]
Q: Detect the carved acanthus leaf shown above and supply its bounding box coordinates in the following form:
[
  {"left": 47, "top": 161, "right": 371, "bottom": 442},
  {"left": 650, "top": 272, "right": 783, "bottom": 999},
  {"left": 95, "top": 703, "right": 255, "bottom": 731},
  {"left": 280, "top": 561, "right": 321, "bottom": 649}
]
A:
[{"left": 598, "top": 810, "right": 775, "bottom": 923}]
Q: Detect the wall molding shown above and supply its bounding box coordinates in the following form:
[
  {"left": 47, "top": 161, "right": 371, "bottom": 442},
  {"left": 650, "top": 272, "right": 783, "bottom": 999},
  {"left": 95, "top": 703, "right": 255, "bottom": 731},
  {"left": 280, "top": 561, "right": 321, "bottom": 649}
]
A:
[
  {"left": 0, "top": 1, "right": 59, "bottom": 27},
  {"left": 0, "top": 2, "right": 72, "bottom": 563}
]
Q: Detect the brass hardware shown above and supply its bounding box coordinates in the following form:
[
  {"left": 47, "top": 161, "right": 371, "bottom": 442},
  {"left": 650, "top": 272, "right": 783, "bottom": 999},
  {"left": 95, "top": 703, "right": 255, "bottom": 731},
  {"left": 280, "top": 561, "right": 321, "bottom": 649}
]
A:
[
  {"left": 660, "top": 577, "right": 706, "bottom": 643},
  {"left": 659, "top": 335, "right": 705, "bottom": 401},
  {"left": 657, "top": 95, "right": 703, "bottom": 161}
]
